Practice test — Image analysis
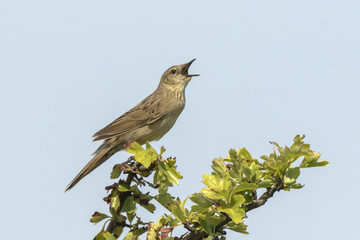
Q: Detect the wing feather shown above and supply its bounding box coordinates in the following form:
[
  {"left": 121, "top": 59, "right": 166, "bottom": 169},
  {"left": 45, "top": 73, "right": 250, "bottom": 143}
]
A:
[{"left": 92, "top": 93, "right": 165, "bottom": 141}]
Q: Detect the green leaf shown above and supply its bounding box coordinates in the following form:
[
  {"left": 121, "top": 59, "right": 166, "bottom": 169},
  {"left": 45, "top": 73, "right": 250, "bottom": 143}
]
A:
[
  {"left": 94, "top": 231, "right": 105, "bottom": 240},
  {"left": 126, "top": 141, "right": 143, "bottom": 153},
  {"left": 283, "top": 176, "right": 296, "bottom": 186},
  {"left": 166, "top": 168, "right": 182, "bottom": 184},
  {"left": 232, "top": 183, "right": 258, "bottom": 193},
  {"left": 122, "top": 232, "right": 138, "bottom": 240},
  {"left": 160, "top": 146, "right": 166, "bottom": 155},
  {"left": 141, "top": 202, "right": 156, "bottom": 213},
  {"left": 127, "top": 212, "right": 136, "bottom": 223},
  {"left": 190, "top": 193, "right": 213, "bottom": 208},
  {"left": 113, "top": 227, "right": 123, "bottom": 239},
  {"left": 243, "top": 192, "right": 253, "bottom": 204},
  {"left": 94, "top": 231, "right": 117, "bottom": 240},
  {"left": 199, "top": 215, "right": 223, "bottom": 235},
  {"left": 219, "top": 175, "right": 233, "bottom": 193},
  {"left": 199, "top": 218, "right": 213, "bottom": 235},
  {"left": 115, "top": 215, "right": 126, "bottom": 225},
  {"left": 263, "top": 160, "right": 282, "bottom": 172},
  {"left": 240, "top": 148, "right": 252, "bottom": 160},
  {"left": 118, "top": 183, "right": 131, "bottom": 192},
  {"left": 292, "top": 183, "right": 304, "bottom": 189},
  {"left": 102, "top": 231, "right": 117, "bottom": 240},
  {"left": 110, "top": 164, "right": 122, "bottom": 179},
  {"left": 155, "top": 193, "right": 173, "bottom": 210},
  {"left": 170, "top": 199, "right": 188, "bottom": 222},
  {"left": 157, "top": 216, "right": 168, "bottom": 226},
  {"left": 313, "top": 160, "right": 330, "bottom": 166},
  {"left": 242, "top": 163, "right": 252, "bottom": 182},
  {"left": 132, "top": 227, "right": 147, "bottom": 237},
  {"left": 111, "top": 195, "right": 120, "bottom": 212},
  {"left": 270, "top": 141, "right": 281, "bottom": 148},
  {"left": 126, "top": 142, "right": 157, "bottom": 168},
  {"left": 191, "top": 204, "right": 208, "bottom": 213},
  {"left": 158, "top": 183, "right": 169, "bottom": 194},
  {"left": 227, "top": 221, "right": 248, "bottom": 234},
  {"left": 228, "top": 149, "right": 238, "bottom": 161},
  {"left": 202, "top": 173, "right": 232, "bottom": 194},
  {"left": 146, "top": 222, "right": 160, "bottom": 240},
  {"left": 258, "top": 179, "right": 273, "bottom": 188},
  {"left": 217, "top": 195, "right": 245, "bottom": 224},
  {"left": 90, "top": 211, "right": 110, "bottom": 224},
  {"left": 95, "top": 232, "right": 108, "bottom": 240},
  {"left": 212, "top": 158, "right": 228, "bottom": 177},
  {"left": 301, "top": 158, "right": 329, "bottom": 168},
  {"left": 171, "top": 207, "right": 186, "bottom": 222},
  {"left": 121, "top": 196, "right": 137, "bottom": 213},
  {"left": 260, "top": 155, "right": 272, "bottom": 162},
  {"left": 201, "top": 188, "right": 223, "bottom": 200},
  {"left": 157, "top": 159, "right": 182, "bottom": 185},
  {"left": 287, "top": 167, "right": 300, "bottom": 180}
]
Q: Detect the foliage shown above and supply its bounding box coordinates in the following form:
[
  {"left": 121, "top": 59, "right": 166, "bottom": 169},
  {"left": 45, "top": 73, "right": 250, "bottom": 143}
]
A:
[{"left": 90, "top": 135, "right": 328, "bottom": 240}]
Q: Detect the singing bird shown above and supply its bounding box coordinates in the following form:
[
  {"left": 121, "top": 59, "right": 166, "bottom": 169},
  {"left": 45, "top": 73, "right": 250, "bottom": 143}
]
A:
[{"left": 65, "top": 59, "right": 199, "bottom": 191}]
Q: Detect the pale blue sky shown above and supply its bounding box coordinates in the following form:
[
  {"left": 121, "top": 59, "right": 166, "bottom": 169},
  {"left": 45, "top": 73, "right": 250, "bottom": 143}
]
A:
[{"left": 1, "top": 1, "right": 359, "bottom": 239}]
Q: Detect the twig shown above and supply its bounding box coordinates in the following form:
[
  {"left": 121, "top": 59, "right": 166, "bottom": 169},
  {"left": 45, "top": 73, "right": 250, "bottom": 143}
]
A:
[{"left": 246, "top": 179, "right": 283, "bottom": 212}]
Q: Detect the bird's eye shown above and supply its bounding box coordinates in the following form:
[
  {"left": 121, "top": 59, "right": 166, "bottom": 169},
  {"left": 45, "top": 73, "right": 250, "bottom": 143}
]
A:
[{"left": 170, "top": 69, "right": 176, "bottom": 74}]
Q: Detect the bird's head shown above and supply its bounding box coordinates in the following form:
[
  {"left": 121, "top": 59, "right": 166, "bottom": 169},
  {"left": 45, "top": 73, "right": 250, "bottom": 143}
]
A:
[{"left": 159, "top": 59, "right": 199, "bottom": 90}]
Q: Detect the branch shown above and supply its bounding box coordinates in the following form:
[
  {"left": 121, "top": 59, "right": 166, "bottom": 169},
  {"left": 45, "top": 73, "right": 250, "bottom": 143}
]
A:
[
  {"left": 246, "top": 178, "right": 283, "bottom": 212},
  {"left": 106, "top": 158, "right": 155, "bottom": 234}
]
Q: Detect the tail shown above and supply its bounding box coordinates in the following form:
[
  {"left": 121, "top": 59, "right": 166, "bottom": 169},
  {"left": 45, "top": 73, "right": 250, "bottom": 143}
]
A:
[{"left": 65, "top": 140, "right": 122, "bottom": 192}]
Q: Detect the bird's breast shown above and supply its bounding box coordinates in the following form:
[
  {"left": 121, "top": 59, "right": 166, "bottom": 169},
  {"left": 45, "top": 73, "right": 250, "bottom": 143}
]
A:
[{"left": 151, "top": 102, "right": 185, "bottom": 140}]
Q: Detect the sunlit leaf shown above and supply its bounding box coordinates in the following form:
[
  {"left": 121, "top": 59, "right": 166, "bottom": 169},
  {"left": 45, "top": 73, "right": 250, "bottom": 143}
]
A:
[
  {"left": 240, "top": 148, "right": 252, "bottom": 160},
  {"left": 212, "top": 158, "right": 228, "bottom": 177},
  {"left": 126, "top": 142, "right": 157, "bottom": 168},
  {"left": 217, "top": 195, "right": 245, "bottom": 224},
  {"left": 118, "top": 183, "right": 131, "bottom": 192},
  {"left": 232, "top": 183, "right": 258, "bottom": 193},
  {"left": 122, "top": 232, "right": 138, "bottom": 240},
  {"left": 111, "top": 195, "right": 120, "bottom": 211},
  {"left": 201, "top": 188, "right": 223, "bottom": 200}
]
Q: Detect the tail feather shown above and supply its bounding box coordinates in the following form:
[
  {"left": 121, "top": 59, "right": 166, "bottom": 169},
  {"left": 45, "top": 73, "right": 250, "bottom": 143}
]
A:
[{"left": 65, "top": 141, "right": 122, "bottom": 192}]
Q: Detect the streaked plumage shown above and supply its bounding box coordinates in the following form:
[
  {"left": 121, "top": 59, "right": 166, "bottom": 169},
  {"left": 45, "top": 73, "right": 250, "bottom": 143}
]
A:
[{"left": 65, "top": 59, "right": 198, "bottom": 191}]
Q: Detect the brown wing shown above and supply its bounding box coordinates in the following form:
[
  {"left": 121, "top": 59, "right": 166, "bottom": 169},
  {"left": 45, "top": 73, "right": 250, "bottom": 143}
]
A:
[{"left": 92, "top": 93, "right": 165, "bottom": 141}]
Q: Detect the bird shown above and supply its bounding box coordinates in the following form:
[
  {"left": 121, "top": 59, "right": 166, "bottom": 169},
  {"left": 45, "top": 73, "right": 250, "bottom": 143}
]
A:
[{"left": 65, "top": 59, "right": 199, "bottom": 191}]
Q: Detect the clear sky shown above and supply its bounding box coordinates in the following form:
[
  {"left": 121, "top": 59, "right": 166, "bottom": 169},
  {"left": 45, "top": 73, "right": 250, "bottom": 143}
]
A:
[{"left": 1, "top": 1, "right": 359, "bottom": 239}]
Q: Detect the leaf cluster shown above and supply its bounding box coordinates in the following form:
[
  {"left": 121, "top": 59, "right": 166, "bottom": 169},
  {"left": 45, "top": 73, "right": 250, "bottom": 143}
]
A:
[{"left": 91, "top": 135, "right": 328, "bottom": 240}]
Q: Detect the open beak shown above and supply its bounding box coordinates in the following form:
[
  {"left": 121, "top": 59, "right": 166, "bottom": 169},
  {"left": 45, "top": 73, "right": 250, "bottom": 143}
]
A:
[{"left": 182, "top": 58, "right": 200, "bottom": 77}]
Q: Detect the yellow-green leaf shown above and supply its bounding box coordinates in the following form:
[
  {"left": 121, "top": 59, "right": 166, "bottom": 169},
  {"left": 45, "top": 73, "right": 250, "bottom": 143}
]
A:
[
  {"left": 111, "top": 195, "right": 120, "bottom": 211},
  {"left": 217, "top": 195, "right": 245, "bottom": 224}
]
